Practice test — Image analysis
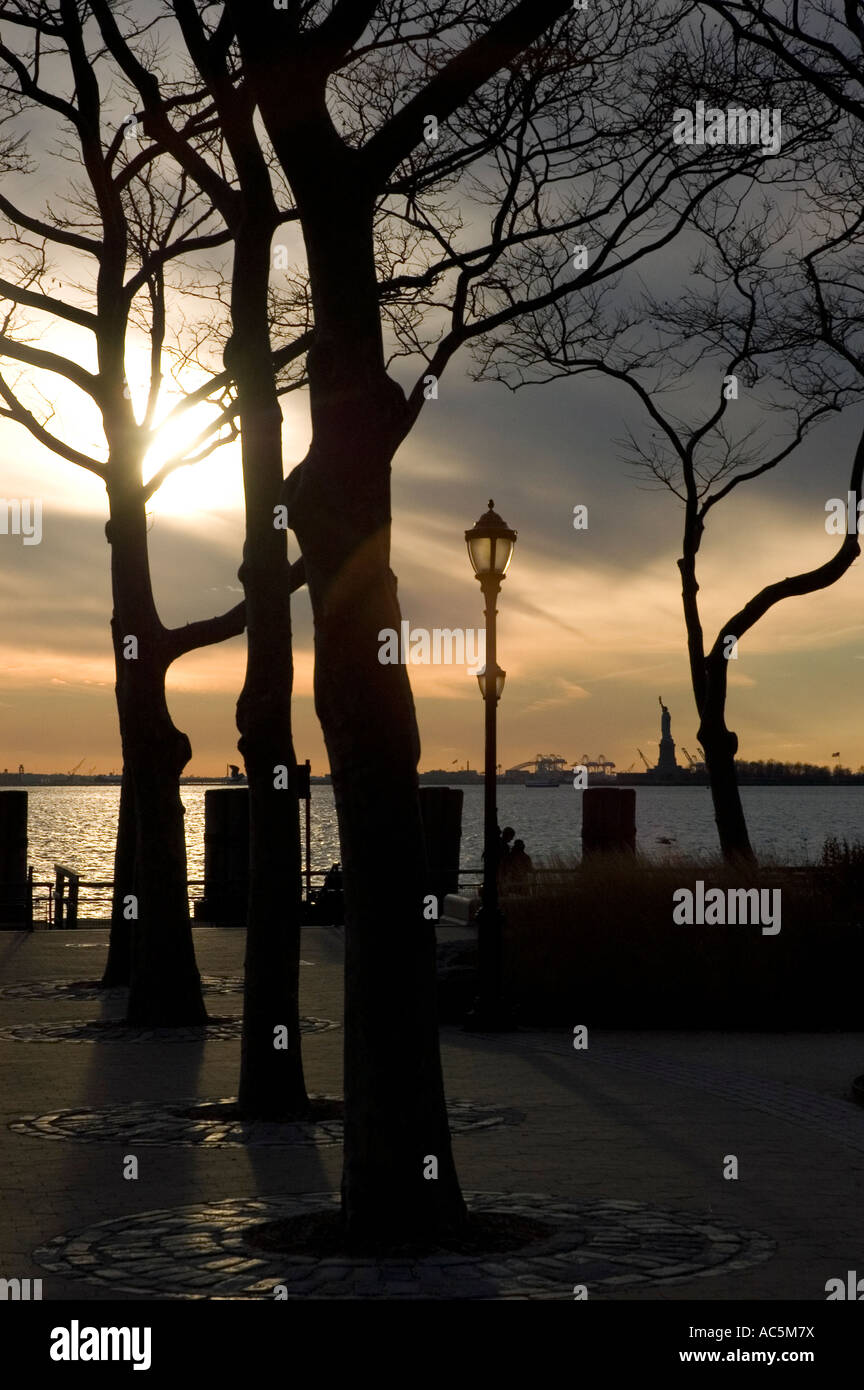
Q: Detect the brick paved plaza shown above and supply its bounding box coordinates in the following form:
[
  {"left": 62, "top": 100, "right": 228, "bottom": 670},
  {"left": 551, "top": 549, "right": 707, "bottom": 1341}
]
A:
[{"left": 1, "top": 927, "right": 862, "bottom": 1300}]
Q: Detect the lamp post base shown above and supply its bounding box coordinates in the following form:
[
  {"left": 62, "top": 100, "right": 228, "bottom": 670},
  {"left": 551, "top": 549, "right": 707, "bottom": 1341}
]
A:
[{"left": 462, "top": 902, "right": 517, "bottom": 1031}]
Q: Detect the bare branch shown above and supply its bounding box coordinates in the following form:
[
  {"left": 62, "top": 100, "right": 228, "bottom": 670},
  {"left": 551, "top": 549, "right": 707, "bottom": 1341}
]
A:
[{"left": 0, "top": 370, "right": 106, "bottom": 476}]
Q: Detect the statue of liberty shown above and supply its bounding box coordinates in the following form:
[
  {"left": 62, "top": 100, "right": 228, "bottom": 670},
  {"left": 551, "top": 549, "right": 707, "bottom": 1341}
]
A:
[
  {"left": 659, "top": 696, "right": 671, "bottom": 738},
  {"left": 657, "top": 696, "right": 677, "bottom": 773}
]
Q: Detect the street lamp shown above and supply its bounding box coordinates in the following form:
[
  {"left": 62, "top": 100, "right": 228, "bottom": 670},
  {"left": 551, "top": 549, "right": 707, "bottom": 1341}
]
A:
[
  {"left": 463, "top": 500, "right": 517, "bottom": 1031},
  {"left": 476, "top": 664, "right": 506, "bottom": 702}
]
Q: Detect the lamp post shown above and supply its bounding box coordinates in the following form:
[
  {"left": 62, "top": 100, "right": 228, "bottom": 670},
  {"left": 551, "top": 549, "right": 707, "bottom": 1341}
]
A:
[
  {"left": 464, "top": 500, "right": 517, "bottom": 1031},
  {"left": 476, "top": 664, "right": 506, "bottom": 703}
]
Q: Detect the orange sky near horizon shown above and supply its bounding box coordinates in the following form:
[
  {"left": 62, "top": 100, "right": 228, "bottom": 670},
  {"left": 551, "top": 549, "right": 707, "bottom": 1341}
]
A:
[{"left": 3, "top": 361, "right": 864, "bottom": 779}]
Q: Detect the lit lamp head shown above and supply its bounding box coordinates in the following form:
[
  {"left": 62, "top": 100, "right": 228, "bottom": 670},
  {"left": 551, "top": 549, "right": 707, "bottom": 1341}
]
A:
[
  {"left": 476, "top": 664, "right": 506, "bottom": 702},
  {"left": 465, "top": 499, "right": 517, "bottom": 582}
]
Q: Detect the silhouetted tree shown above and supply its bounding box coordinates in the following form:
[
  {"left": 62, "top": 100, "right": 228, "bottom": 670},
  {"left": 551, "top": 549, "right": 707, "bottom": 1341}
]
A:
[
  {"left": 213, "top": 0, "right": 795, "bottom": 1239},
  {"left": 83, "top": 0, "right": 821, "bottom": 1238},
  {"left": 478, "top": 201, "right": 864, "bottom": 860},
  {"left": 0, "top": 2, "right": 253, "bottom": 1020},
  {"left": 85, "top": 0, "right": 313, "bottom": 1110},
  {"left": 703, "top": 1, "right": 863, "bottom": 126}
]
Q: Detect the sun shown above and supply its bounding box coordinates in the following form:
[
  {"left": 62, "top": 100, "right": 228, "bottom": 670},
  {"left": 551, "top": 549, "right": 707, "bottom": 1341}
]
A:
[
  {"left": 135, "top": 355, "right": 242, "bottom": 518},
  {"left": 129, "top": 347, "right": 309, "bottom": 520},
  {"left": 143, "top": 402, "right": 244, "bottom": 519}
]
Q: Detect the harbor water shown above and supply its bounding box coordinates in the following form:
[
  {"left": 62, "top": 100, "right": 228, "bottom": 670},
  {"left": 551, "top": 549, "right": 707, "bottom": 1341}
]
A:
[{"left": 18, "top": 782, "right": 864, "bottom": 918}]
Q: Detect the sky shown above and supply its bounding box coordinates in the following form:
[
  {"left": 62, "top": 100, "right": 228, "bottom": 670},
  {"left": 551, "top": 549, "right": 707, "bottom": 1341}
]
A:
[
  {"left": 2, "top": 340, "right": 864, "bottom": 778},
  {"left": 2, "top": 9, "right": 864, "bottom": 778}
]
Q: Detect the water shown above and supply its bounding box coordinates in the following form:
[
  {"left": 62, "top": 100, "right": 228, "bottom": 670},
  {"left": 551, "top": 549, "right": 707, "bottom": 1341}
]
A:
[
  {"left": 469, "top": 783, "right": 863, "bottom": 867},
  {"left": 19, "top": 783, "right": 864, "bottom": 918},
  {"left": 25, "top": 785, "right": 340, "bottom": 918},
  {"left": 23, "top": 782, "right": 864, "bottom": 882}
]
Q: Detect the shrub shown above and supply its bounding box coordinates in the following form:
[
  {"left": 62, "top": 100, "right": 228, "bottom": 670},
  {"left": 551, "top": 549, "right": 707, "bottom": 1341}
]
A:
[{"left": 501, "top": 854, "right": 864, "bottom": 1028}]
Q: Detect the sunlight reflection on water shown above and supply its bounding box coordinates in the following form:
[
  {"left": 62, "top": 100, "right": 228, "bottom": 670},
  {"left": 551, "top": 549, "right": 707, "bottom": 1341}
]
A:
[{"left": 21, "top": 782, "right": 862, "bottom": 918}]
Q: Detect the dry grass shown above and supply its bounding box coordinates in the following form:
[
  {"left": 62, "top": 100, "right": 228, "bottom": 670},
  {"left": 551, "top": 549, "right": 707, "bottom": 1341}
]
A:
[{"left": 500, "top": 852, "right": 864, "bottom": 1028}]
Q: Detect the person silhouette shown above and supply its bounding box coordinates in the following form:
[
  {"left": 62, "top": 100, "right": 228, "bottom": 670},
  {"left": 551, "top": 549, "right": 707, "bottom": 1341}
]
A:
[
  {"left": 318, "top": 863, "right": 344, "bottom": 924},
  {"left": 483, "top": 825, "right": 514, "bottom": 866},
  {"left": 497, "top": 826, "right": 515, "bottom": 881},
  {"left": 507, "top": 838, "right": 533, "bottom": 889}
]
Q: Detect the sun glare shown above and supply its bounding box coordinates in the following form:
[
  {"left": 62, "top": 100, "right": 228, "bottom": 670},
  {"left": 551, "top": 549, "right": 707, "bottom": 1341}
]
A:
[
  {"left": 144, "top": 405, "right": 243, "bottom": 518},
  {"left": 136, "top": 357, "right": 308, "bottom": 520}
]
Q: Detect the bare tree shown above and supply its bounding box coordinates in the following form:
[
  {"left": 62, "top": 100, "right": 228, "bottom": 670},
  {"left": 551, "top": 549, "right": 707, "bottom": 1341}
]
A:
[
  {"left": 75, "top": 0, "right": 823, "bottom": 1240},
  {"left": 477, "top": 198, "right": 864, "bottom": 859},
  {"left": 702, "top": 1, "right": 864, "bottom": 126},
  {"left": 76, "top": 0, "right": 316, "bottom": 1114},
  {"left": 213, "top": 0, "right": 804, "bottom": 1241},
  {"left": 0, "top": 2, "right": 253, "bottom": 1021}
]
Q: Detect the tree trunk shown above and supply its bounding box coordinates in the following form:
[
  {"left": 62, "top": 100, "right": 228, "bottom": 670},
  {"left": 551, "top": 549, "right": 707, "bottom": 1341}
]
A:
[
  {"left": 232, "top": 223, "right": 309, "bottom": 1119},
  {"left": 698, "top": 722, "right": 754, "bottom": 862},
  {"left": 294, "top": 469, "right": 466, "bottom": 1247},
  {"left": 101, "top": 762, "right": 135, "bottom": 987},
  {"left": 212, "top": 57, "right": 466, "bottom": 1231},
  {"left": 288, "top": 353, "right": 467, "bottom": 1244},
  {"left": 107, "top": 483, "right": 207, "bottom": 1025},
  {"left": 126, "top": 701, "right": 204, "bottom": 1024},
  {"left": 679, "top": 542, "right": 756, "bottom": 864},
  {"left": 698, "top": 647, "right": 756, "bottom": 865}
]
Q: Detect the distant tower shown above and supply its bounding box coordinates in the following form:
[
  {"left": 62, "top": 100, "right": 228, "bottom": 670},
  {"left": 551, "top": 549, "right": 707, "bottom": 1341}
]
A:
[{"left": 656, "top": 697, "right": 678, "bottom": 774}]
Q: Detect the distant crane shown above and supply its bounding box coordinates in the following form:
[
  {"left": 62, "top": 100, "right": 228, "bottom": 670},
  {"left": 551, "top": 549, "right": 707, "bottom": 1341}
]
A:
[
  {"left": 681, "top": 746, "right": 706, "bottom": 770},
  {"left": 505, "top": 753, "right": 569, "bottom": 775},
  {"left": 636, "top": 748, "right": 652, "bottom": 772},
  {"left": 66, "top": 757, "right": 85, "bottom": 776}
]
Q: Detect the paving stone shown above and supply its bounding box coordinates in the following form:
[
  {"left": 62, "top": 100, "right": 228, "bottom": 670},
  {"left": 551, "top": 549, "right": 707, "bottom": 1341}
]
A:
[
  {"left": 29, "top": 1190, "right": 774, "bottom": 1300},
  {"left": 9, "top": 1096, "right": 522, "bottom": 1148},
  {"left": 0, "top": 1016, "right": 338, "bottom": 1044},
  {"left": 5, "top": 927, "right": 863, "bottom": 1301}
]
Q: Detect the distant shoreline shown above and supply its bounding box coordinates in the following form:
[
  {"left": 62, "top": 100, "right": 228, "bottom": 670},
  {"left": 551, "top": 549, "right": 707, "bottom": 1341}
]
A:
[
  {"left": 4, "top": 773, "right": 864, "bottom": 789},
  {"left": 0, "top": 775, "right": 330, "bottom": 787}
]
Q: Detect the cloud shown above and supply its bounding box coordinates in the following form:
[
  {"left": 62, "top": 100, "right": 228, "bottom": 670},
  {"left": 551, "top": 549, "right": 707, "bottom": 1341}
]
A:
[
  {"left": 518, "top": 678, "right": 591, "bottom": 714},
  {"left": 5, "top": 278, "right": 864, "bottom": 772}
]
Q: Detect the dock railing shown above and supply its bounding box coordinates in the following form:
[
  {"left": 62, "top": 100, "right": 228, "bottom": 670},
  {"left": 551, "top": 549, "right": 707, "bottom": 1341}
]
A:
[
  {"left": 53, "top": 864, "right": 80, "bottom": 927},
  {"left": 15, "top": 864, "right": 576, "bottom": 929}
]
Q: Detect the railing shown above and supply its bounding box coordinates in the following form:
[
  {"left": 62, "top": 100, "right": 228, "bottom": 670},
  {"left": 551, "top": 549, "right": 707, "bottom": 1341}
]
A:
[
  {"left": 9, "top": 865, "right": 566, "bottom": 929},
  {"left": 53, "top": 865, "right": 79, "bottom": 927},
  {"left": 21, "top": 868, "right": 343, "bottom": 928}
]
